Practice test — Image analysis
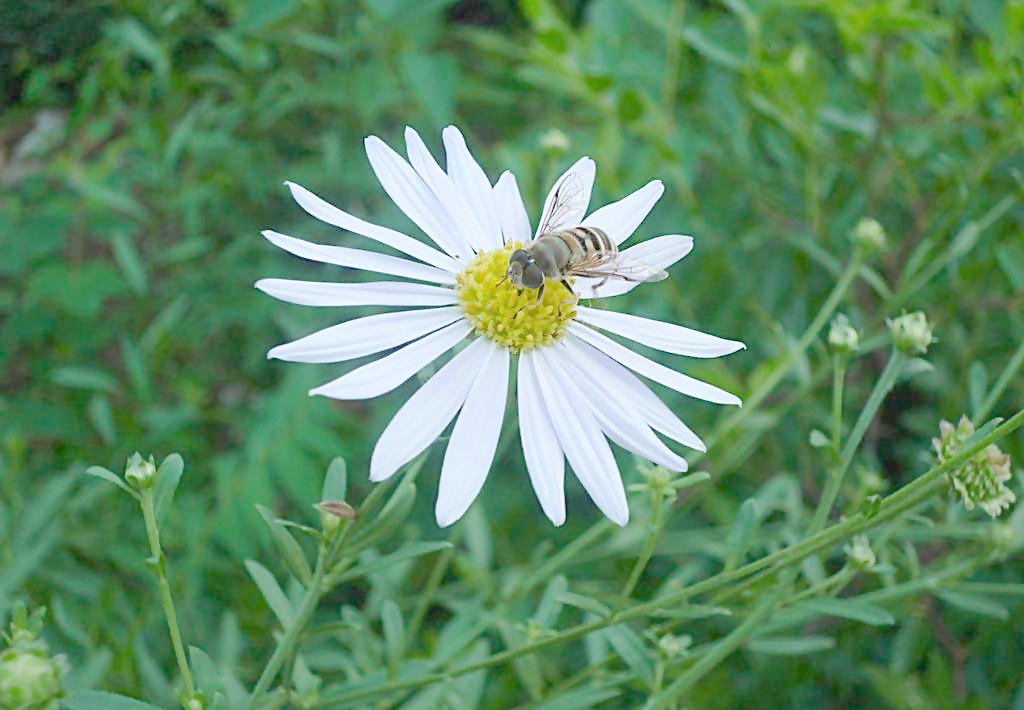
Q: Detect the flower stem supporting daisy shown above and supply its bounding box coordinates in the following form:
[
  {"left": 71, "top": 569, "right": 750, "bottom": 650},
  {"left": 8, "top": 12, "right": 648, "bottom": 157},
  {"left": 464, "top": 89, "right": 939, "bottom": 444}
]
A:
[
  {"left": 309, "top": 407, "right": 1024, "bottom": 709},
  {"left": 138, "top": 487, "right": 196, "bottom": 702}
]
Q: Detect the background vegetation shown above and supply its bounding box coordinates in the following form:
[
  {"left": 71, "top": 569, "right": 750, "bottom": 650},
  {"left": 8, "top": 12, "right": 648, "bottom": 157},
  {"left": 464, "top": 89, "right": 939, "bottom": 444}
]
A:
[{"left": 2, "top": 0, "right": 1023, "bottom": 707}]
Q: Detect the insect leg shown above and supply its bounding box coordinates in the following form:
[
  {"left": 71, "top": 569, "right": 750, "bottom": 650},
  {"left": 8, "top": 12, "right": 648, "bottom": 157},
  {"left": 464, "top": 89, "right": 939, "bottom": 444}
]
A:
[
  {"left": 535, "top": 283, "right": 545, "bottom": 303},
  {"left": 560, "top": 279, "right": 574, "bottom": 294}
]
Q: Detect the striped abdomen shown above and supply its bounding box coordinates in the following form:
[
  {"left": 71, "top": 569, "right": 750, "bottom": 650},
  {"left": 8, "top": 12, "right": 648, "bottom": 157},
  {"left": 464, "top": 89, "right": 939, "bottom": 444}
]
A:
[{"left": 528, "top": 227, "right": 616, "bottom": 278}]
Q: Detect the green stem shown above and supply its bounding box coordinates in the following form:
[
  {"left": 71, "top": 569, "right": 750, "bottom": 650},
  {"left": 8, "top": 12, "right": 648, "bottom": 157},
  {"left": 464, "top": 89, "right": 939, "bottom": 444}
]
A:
[
  {"left": 711, "top": 255, "right": 862, "bottom": 449},
  {"left": 810, "top": 349, "right": 905, "bottom": 534},
  {"left": 310, "top": 405, "right": 1024, "bottom": 709},
  {"left": 976, "top": 335, "right": 1024, "bottom": 421},
  {"left": 832, "top": 353, "right": 846, "bottom": 450},
  {"left": 247, "top": 549, "right": 327, "bottom": 708},
  {"left": 646, "top": 590, "right": 782, "bottom": 709},
  {"left": 406, "top": 528, "right": 460, "bottom": 646},
  {"left": 139, "top": 489, "right": 196, "bottom": 701},
  {"left": 618, "top": 494, "right": 665, "bottom": 607}
]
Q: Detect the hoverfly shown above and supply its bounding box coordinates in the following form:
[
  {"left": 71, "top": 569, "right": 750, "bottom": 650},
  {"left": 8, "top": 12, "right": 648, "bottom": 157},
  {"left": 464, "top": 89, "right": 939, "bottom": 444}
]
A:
[{"left": 506, "top": 172, "right": 667, "bottom": 301}]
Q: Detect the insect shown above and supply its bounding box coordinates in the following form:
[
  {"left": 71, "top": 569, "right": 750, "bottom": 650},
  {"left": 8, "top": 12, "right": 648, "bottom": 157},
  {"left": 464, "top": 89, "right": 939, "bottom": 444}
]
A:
[{"left": 506, "top": 172, "right": 668, "bottom": 301}]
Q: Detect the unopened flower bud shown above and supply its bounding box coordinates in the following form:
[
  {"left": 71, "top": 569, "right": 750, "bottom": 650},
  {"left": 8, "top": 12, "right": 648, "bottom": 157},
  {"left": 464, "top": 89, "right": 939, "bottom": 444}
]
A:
[
  {"left": 934, "top": 415, "right": 1016, "bottom": 518},
  {"left": 316, "top": 500, "right": 356, "bottom": 535},
  {"left": 844, "top": 535, "right": 876, "bottom": 570},
  {"left": 657, "top": 633, "right": 690, "bottom": 659},
  {"left": 124, "top": 452, "right": 157, "bottom": 490},
  {"left": 828, "top": 314, "right": 859, "bottom": 354},
  {"left": 539, "top": 128, "right": 570, "bottom": 155},
  {"left": 850, "top": 217, "right": 886, "bottom": 256},
  {"left": 887, "top": 311, "right": 934, "bottom": 355}
]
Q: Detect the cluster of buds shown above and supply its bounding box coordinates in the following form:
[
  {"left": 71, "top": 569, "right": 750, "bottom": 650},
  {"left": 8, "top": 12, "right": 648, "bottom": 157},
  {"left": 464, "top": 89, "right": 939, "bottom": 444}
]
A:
[
  {"left": 934, "top": 416, "right": 1016, "bottom": 518},
  {"left": 0, "top": 606, "right": 67, "bottom": 709},
  {"left": 887, "top": 311, "right": 935, "bottom": 355}
]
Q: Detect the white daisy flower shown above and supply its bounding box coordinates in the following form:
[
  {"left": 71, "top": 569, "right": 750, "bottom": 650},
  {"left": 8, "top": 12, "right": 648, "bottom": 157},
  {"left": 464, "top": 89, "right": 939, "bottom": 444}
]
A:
[{"left": 257, "top": 126, "right": 744, "bottom": 527}]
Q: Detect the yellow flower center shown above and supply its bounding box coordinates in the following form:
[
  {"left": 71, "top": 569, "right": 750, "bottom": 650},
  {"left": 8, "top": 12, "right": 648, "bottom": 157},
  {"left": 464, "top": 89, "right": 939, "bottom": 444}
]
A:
[{"left": 456, "top": 243, "right": 576, "bottom": 353}]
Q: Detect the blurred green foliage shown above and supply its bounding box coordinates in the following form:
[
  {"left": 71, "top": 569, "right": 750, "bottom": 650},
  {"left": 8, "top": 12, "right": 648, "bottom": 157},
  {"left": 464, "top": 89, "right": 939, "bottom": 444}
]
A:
[{"left": 1, "top": 0, "right": 1023, "bottom": 707}]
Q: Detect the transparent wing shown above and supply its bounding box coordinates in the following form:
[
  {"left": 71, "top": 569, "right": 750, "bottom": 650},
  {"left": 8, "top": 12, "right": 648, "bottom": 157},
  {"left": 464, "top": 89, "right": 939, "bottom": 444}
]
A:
[
  {"left": 536, "top": 172, "right": 586, "bottom": 237},
  {"left": 571, "top": 252, "right": 669, "bottom": 284}
]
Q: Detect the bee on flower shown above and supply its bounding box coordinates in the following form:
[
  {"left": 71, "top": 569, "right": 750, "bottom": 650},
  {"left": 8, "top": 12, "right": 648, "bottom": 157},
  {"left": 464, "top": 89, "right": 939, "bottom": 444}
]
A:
[{"left": 258, "top": 126, "right": 744, "bottom": 527}]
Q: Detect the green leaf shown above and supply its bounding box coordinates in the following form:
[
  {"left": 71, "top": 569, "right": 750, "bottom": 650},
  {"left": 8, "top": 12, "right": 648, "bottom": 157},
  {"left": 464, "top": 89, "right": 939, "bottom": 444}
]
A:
[
  {"left": 534, "top": 575, "right": 568, "bottom": 629},
  {"left": 381, "top": 599, "right": 405, "bottom": 674},
  {"left": 651, "top": 604, "right": 732, "bottom": 621},
  {"left": 84, "top": 466, "right": 135, "bottom": 497},
  {"left": 153, "top": 454, "right": 184, "bottom": 522},
  {"left": 189, "top": 645, "right": 224, "bottom": 696},
  {"left": 555, "top": 591, "right": 610, "bottom": 618},
  {"left": 255, "top": 505, "right": 313, "bottom": 586},
  {"left": 51, "top": 366, "right": 119, "bottom": 393},
  {"left": 725, "top": 498, "right": 760, "bottom": 570},
  {"left": 748, "top": 635, "right": 835, "bottom": 655},
  {"left": 334, "top": 541, "right": 452, "bottom": 584},
  {"left": 603, "top": 624, "right": 654, "bottom": 687},
  {"left": 87, "top": 395, "right": 116, "bottom": 445},
  {"left": 321, "top": 457, "right": 347, "bottom": 502},
  {"left": 63, "top": 690, "right": 162, "bottom": 709},
  {"left": 798, "top": 598, "right": 895, "bottom": 626},
  {"left": 934, "top": 589, "right": 1009, "bottom": 620},
  {"left": 110, "top": 231, "right": 147, "bottom": 295},
  {"left": 244, "top": 560, "right": 295, "bottom": 627}
]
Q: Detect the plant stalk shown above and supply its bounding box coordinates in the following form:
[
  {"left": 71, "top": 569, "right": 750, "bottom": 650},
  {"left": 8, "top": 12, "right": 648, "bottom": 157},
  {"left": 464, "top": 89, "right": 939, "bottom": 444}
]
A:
[{"left": 139, "top": 489, "right": 196, "bottom": 701}]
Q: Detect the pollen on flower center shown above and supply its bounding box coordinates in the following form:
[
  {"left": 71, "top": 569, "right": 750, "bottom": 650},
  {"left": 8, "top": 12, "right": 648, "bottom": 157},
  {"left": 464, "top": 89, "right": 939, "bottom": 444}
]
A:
[{"left": 456, "top": 242, "right": 576, "bottom": 353}]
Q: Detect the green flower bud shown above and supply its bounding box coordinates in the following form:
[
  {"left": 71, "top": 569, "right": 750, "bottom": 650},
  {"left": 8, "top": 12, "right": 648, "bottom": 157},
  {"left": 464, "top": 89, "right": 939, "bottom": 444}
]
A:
[
  {"left": 934, "top": 416, "right": 1017, "bottom": 518},
  {"left": 539, "top": 128, "right": 570, "bottom": 156},
  {"left": 849, "top": 217, "right": 886, "bottom": 257},
  {"left": 887, "top": 311, "right": 935, "bottom": 355},
  {"left": 124, "top": 452, "right": 157, "bottom": 490},
  {"left": 828, "top": 314, "right": 859, "bottom": 354},
  {"left": 844, "top": 535, "right": 876, "bottom": 570}
]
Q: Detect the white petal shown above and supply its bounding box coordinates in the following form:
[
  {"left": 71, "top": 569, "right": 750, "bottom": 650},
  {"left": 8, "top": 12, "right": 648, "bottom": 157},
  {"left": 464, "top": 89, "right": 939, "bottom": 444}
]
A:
[
  {"left": 536, "top": 156, "right": 596, "bottom": 236},
  {"left": 262, "top": 230, "right": 455, "bottom": 285},
  {"left": 570, "top": 323, "right": 741, "bottom": 406},
  {"left": 268, "top": 306, "right": 463, "bottom": 363},
  {"left": 575, "top": 235, "right": 693, "bottom": 297},
  {"left": 442, "top": 126, "right": 502, "bottom": 251},
  {"left": 518, "top": 351, "right": 566, "bottom": 525},
  {"left": 581, "top": 180, "right": 664, "bottom": 245},
  {"left": 533, "top": 350, "right": 629, "bottom": 526},
  {"left": 494, "top": 171, "right": 532, "bottom": 245},
  {"left": 285, "top": 181, "right": 459, "bottom": 272},
  {"left": 364, "top": 136, "right": 472, "bottom": 261},
  {"left": 310, "top": 321, "right": 471, "bottom": 400},
  {"left": 576, "top": 306, "right": 745, "bottom": 358},
  {"left": 565, "top": 334, "right": 705, "bottom": 451},
  {"left": 255, "top": 279, "right": 457, "bottom": 307},
  {"left": 436, "top": 342, "right": 509, "bottom": 526},
  {"left": 545, "top": 344, "right": 687, "bottom": 472},
  {"left": 404, "top": 127, "right": 484, "bottom": 256},
  {"left": 370, "top": 337, "right": 491, "bottom": 482}
]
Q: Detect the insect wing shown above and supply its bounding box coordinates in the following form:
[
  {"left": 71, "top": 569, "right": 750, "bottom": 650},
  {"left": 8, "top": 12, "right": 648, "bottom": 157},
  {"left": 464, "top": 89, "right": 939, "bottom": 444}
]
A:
[
  {"left": 579, "top": 253, "right": 669, "bottom": 283},
  {"left": 536, "top": 172, "right": 586, "bottom": 237}
]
